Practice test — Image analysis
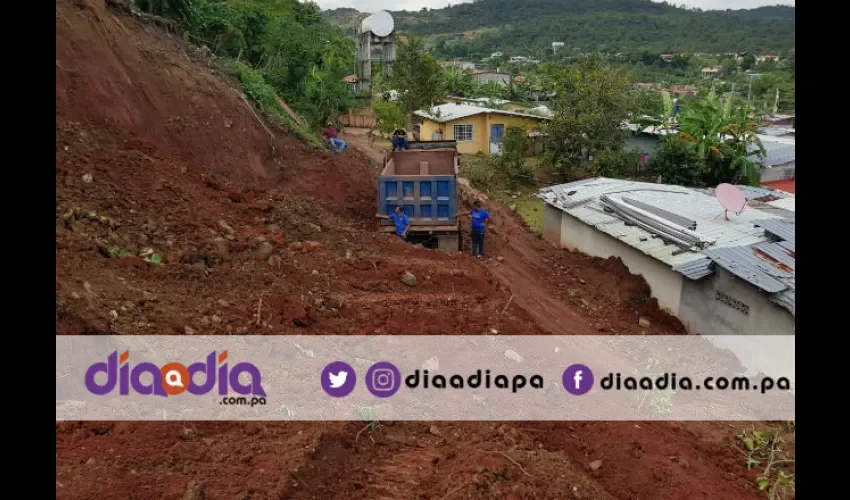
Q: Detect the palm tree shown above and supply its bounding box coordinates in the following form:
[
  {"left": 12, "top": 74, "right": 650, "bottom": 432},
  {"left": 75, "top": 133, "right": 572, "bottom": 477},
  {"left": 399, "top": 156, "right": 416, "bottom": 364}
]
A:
[{"left": 676, "top": 92, "right": 765, "bottom": 185}]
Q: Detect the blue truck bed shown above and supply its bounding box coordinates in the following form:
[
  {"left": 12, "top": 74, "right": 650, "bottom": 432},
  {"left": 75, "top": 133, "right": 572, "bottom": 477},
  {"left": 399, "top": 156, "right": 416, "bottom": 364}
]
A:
[{"left": 378, "top": 147, "right": 459, "bottom": 229}]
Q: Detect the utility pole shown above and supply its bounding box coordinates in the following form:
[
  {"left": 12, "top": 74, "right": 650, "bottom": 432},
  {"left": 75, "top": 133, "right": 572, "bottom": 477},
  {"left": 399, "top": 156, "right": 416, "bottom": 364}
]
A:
[
  {"left": 773, "top": 88, "right": 780, "bottom": 114},
  {"left": 747, "top": 79, "right": 752, "bottom": 104}
]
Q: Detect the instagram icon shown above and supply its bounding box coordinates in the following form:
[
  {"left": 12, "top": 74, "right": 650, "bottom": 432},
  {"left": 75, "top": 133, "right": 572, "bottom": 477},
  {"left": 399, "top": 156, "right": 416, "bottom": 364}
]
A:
[{"left": 365, "top": 361, "right": 401, "bottom": 397}]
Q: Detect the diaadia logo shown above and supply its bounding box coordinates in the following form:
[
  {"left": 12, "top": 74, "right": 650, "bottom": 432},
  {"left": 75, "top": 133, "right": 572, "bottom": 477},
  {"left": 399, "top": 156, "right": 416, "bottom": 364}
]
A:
[{"left": 84, "top": 351, "right": 267, "bottom": 403}]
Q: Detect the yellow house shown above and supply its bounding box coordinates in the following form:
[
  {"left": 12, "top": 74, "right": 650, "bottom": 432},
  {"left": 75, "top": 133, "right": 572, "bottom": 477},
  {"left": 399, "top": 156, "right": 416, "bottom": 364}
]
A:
[
  {"left": 437, "top": 96, "right": 532, "bottom": 113},
  {"left": 414, "top": 103, "right": 550, "bottom": 156}
]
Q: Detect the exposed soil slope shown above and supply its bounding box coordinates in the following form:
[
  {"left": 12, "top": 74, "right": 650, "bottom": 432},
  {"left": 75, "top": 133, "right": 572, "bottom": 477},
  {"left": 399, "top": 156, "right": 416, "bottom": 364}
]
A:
[{"left": 56, "top": 2, "right": 770, "bottom": 500}]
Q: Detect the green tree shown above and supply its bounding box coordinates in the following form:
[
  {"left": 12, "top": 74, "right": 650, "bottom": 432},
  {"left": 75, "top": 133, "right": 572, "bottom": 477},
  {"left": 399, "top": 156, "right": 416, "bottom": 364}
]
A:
[
  {"left": 677, "top": 92, "right": 764, "bottom": 185},
  {"left": 647, "top": 136, "right": 706, "bottom": 187},
  {"left": 386, "top": 37, "right": 446, "bottom": 118},
  {"left": 542, "top": 53, "right": 632, "bottom": 180},
  {"left": 444, "top": 67, "right": 476, "bottom": 97},
  {"left": 475, "top": 81, "right": 504, "bottom": 98},
  {"left": 373, "top": 99, "right": 406, "bottom": 137},
  {"left": 631, "top": 90, "right": 664, "bottom": 120},
  {"left": 592, "top": 148, "right": 642, "bottom": 178},
  {"left": 493, "top": 126, "right": 533, "bottom": 188},
  {"left": 135, "top": 0, "right": 192, "bottom": 21},
  {"left": 741, "top": 53, "right": 756, "bottom": 71}
]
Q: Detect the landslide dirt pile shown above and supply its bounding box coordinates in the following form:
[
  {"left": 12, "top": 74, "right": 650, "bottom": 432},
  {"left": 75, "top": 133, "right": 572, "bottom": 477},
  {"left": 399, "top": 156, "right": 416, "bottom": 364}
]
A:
[{"left": 56, "top": 2, "right": 765, "bottom": 500}]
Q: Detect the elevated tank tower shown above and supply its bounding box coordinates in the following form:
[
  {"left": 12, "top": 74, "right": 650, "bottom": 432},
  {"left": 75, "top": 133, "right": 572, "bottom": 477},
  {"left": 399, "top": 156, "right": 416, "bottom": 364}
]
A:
[{"left": 356, "top": 11, "right": 395, "bottom": 94}]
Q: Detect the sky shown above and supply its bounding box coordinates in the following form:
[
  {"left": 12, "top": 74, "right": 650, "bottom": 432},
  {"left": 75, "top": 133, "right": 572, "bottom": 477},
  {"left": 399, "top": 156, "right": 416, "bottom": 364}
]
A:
[{"left": 315, "top": 1, "right": 794, "bottom": 14}]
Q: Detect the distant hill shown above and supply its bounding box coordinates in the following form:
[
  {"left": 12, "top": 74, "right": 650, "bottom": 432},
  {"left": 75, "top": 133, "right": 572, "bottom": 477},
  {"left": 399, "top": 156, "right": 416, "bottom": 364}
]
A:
[
  {"left": 322, "top": 8, "right": 364, "bottom": 38},
  {"left": 323, "top": 1, "right": 795, "bottom": 58}
]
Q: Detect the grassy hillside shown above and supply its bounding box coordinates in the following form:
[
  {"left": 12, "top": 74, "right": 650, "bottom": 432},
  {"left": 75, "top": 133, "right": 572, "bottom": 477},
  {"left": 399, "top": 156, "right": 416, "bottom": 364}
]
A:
[{"left": 324, "top": 0, "right": 795, "bottom": 58}]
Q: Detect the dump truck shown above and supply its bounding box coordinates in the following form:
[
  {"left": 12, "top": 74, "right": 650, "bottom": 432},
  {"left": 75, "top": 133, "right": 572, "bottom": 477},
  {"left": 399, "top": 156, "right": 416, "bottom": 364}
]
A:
[{"left": 377, "top": 140, "right": 460, "bottom": 250}]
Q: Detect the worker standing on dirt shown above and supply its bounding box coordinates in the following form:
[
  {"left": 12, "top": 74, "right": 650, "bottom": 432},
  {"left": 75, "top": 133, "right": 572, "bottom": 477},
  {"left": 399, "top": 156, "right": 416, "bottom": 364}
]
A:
[
  {"left": 376, "top": 206, "right": 411, "bottom": 242},
  {"left": 322, "top": 122, "right": 346, "bottom": 153},
  {"left": 470, "top": 200, "right": 491, "bottom": 258},
  {"left": 391, "top": 128, "right": 409, "bottom": 151}
]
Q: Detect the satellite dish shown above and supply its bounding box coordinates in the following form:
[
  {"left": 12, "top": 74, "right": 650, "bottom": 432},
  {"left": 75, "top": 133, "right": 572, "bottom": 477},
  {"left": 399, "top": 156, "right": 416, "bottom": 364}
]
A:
[
  {"left": 716, "top": 183, "right": 747, "bottom": 220},
  {"left": 361, "top": 11, "right": 394, "bottom": 38}
]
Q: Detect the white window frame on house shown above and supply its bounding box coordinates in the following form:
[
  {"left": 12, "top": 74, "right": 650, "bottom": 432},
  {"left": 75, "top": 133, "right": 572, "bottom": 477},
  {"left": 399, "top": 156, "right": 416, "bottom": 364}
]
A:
[{"left": 453, "top": 124, "right": 474, "bottom": 142}]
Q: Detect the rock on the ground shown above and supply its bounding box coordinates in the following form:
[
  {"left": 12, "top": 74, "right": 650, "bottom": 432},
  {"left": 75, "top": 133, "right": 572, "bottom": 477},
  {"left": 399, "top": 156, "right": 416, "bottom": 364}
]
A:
[
  {"left": 184, "top": 325, "right": 196, "bottom": 335},
  {"left": 256, "top": 241, "right": 274, "bottom": 260},
  {"left": 268, "top": 255, "right": 282, "bottom": 267},
  {"left": 303, "top": 241, "right": 323, "bottom": 252},
  {"left": 212, "top": 237, "right": 230, "bottom": 257},
  {"left": 497, "top": 256, "right": 504, "bottom": 262},
  {"left": 218, "top": 219, "right": 235, "bottom": 234},
  {"left": 589, "top": 459, "right": 603, "bottom": 471},
  {"left": 638, "top": 317, "right": 651, "bottom": 328},
  {"left": 429, "top": 425, "right": 441, "bottom": 436},
  {"left": 182, "top": 480, "right": 205, "bottom": 500},
  {"left": 401, "top": 271, "right": 418, "bottom": 287}
]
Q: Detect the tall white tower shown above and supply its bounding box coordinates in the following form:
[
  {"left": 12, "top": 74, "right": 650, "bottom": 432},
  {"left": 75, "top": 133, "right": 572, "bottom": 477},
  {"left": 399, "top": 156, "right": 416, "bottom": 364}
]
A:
[{"left": 356, "top": 11, "right": 396, "bottom": 94}]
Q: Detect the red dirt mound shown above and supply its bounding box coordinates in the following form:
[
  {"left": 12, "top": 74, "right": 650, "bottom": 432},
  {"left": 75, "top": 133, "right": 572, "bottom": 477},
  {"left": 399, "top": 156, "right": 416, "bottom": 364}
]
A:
[{"left": 55, "top": 2, "right": 782, "bottom": 500}]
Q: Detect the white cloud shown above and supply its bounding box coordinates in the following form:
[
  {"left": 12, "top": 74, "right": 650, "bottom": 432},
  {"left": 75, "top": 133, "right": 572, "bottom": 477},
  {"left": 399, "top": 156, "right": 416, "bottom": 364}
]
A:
[{"left": 314, "top": 0, "right": 794, "bottom": 14}]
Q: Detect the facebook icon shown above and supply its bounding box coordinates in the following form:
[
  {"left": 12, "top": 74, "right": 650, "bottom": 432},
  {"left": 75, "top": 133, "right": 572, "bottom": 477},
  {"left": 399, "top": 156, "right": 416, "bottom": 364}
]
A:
[{"left": 562, "top": 364, "right": 594, "bottom": 396}]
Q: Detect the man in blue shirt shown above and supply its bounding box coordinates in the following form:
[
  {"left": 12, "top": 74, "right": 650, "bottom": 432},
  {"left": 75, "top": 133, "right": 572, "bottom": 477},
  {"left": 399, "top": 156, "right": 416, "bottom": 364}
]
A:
[
  {"left": 376, "top": 206, "right": 411, "bottom": 241},
  {"left": 470, "top": 200, "right": 491, "bottom": 258}
]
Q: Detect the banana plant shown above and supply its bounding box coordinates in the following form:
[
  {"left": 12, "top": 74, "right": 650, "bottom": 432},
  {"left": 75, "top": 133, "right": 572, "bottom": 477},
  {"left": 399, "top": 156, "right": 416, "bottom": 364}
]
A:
[{"left": 676, "top": 92, "right": 765, "bottom": 185}]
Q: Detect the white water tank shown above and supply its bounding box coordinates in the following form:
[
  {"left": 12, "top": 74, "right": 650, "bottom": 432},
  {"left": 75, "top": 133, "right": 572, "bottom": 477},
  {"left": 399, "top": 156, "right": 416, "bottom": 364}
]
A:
[{"left": 361, "top": 11, "right": 394, "bottom": 37}]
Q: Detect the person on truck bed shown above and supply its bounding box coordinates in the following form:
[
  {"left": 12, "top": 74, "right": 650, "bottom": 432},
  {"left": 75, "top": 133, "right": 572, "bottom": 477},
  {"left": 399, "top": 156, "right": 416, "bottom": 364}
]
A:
[
  {"left": 470, "top": 200, "right": 491, "bottom": 258},
  {"left": 391, "top": 128, "right": 409, "bottom": 151},
  {"left": 376, "top": 206, "right": 411, "bottom": 242},
  {"left": 321, "top": 122, "right": 346, "bottom": 153}
]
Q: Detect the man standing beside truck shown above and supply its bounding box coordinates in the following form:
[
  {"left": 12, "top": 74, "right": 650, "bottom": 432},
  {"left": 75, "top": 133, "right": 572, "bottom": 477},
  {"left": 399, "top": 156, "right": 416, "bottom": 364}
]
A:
[
  {"left": 376, "top": 206, "right": 411, "bottom": 242},
  {"left": 470, "top": 200, "right": 491, "bottom": 258}
]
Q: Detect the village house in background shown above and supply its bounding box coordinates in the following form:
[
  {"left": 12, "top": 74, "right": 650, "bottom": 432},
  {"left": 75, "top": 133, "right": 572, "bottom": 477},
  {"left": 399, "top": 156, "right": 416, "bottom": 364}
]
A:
[
  {"left": 756, "top": 54, "right": 780, "bottom": 65},
  {"left": 414, "top": 102, "right": 549, "bottom": 155},
  {"left": 701, "top": 66, "right": 724, "bottom": 78},
  {"left": 621, "top": 119, "right": 795, "bottom": 192},
  {"left": 666, "top": 84, "right": 698, "bottom": 98},
  {"left": 440, "top": 60, "right": 476, "bottom": 71},
  {"left": 438, "top": 96, "right": 532, "bottom": 113},
  {"left": 471, "top": 70, "right": 511, "bottom": 86},
  {"left": 538, "top": 178, "right": 795, "bottom": 336}
]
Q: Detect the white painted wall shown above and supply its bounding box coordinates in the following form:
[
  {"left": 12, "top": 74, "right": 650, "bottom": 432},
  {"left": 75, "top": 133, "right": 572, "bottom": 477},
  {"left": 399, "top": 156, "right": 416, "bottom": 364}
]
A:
[
  {"left": 679, "top": 268, "right": 795, "bottom": 336},
  {"left": 556, "top": 212, "right": 685, "bottom": 316},
  {"left": 541, "top": 206, "right": 794, "bottom": 335}
]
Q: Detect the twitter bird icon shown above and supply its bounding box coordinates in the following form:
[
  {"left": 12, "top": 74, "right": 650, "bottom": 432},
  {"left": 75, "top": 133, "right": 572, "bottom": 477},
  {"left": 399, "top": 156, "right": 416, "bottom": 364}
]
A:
[
  {"left": 321, "top": 361, "right": 356, "bottom": 397},
  {"left": 329, "top": 370, "right": 348, "bottom": 388}
]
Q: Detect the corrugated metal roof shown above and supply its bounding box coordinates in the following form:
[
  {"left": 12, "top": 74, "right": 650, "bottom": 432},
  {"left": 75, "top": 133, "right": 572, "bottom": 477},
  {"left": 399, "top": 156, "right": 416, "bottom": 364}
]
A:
[
  {"left": 703, "top": 246, "right": 789, "bottom": 293},
  {"left": 749, "top": 140, "right": 795, "bottom": 166},
  {"left": 414, "top": 103, "right": 550, "bottom": 123},
  {"left": 700, "top": 185, "right": 792, "bottom": 201},
  {"left": 540, "top": 177, "right": 796, "bottom": 317},
  {"left": 672, "top": 258, "right": 714, "bottom": 279},
  {"left": 759, "top": 127, "right": 795, "bottom": 137},
  {"left": 752, "top": 218, "right": 795, "bottom": 244},
  {"left": 766, "top": 197, "right": 795, "bottom": 212},
  {"left": 702, "top": 242, "right": 795, "bottom": 317},
  {"left": 538, "top": 178, "right": 783, "bottom": 270}
]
